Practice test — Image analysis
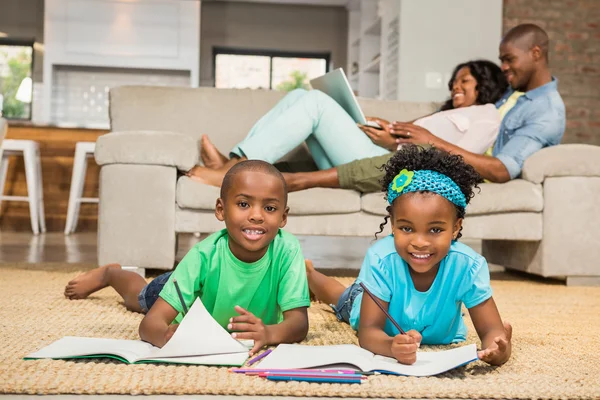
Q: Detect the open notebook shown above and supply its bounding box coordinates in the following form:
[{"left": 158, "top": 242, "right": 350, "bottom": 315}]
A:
[
  {"left": 25, "top": 299, "right": 250, "bottom": 366},
  {"left": 257, "top": 343, "right": 478, "bottom": 377}
]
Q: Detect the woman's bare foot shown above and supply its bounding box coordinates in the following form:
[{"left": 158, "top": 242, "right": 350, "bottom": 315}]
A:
[
  {"left": 200, "top": 135, "right": 228, "bottom": 169},
  {"left": 187, "top": 156, "right": 247, "bottom": 187},
  {"left": 187, "top": 165, "right": 228, "bottom": 187},
  {"left": 64, "top": 263, "right": 122, "bottom": 300}
]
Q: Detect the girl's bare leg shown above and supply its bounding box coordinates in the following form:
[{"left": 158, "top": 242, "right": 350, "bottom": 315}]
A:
[
  {"left": 64, "top": 264, "right": 148, "bottom": 313},
  {"left": 305, "top": 259, "right": 347, "bottom": 305}
]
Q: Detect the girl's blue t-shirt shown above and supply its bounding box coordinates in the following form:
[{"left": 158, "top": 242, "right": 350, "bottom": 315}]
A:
[{"left": 350, "top": 236, "right": 492, "bottom": 344}]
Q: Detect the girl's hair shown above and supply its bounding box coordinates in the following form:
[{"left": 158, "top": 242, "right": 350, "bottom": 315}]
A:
[
  {"left": 439, "top": 60, "right": 508, "bottom": 111},
  {"left": 376, "top": 145, "right": 482, "bottom": 239}
]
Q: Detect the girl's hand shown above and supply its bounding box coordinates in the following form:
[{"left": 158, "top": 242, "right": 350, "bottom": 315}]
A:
[
  {"left": 389, "top": 122, "right": 439, "bottom": 148},
  {"left": 390, "top": 330, "right": 422, "bottom": 365},
  {"left": 478, "top": 322, "right": 513, "bottom": 365},
  {"left": 163, "top": 323, "right": 180, "bottom": 344},
  {"left": 228, "top": 305, "right": 271, "bottom": 355}
]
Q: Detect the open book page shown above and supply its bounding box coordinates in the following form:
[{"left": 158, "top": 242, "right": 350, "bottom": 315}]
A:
[
  {"left": 258, "top": 344, "right": 375, "bottom": 371},
  {"left": 147, "top": 352, "right": 249, "bottom": 366},
  {"left": 256, "top": 343, "right": 478, "bottom": 377},
  {"left": 371, "top": 344, "right": 478, "bottom": 376},
  {"left": 26, "top": 298, "right": 250, "bottom": 365},
  {"left": 142, "top": 297, "right": 248, "bottom": 360},
  {"left": 25, "top": 336, "right": 156, "bottom": 364}
]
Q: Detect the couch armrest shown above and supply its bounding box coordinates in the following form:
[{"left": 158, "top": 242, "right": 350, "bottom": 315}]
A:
[
  {"left": 95, "top": 131, "right": 198, "bottom": 171},
  {"left": 521, "top": 144, "right": 600, "bottom": 184}
]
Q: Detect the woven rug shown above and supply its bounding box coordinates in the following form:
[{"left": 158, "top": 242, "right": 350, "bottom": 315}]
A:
[{"left": 1, "top": 263, "right": 599, "bottom": 399}]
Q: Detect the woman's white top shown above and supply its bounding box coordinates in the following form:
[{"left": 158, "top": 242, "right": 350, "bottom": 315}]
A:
[{"left": 410, "top": 104, "right": 501, "bottom": 154}]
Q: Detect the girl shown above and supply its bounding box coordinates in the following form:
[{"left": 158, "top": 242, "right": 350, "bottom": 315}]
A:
[
  {"left": 306, "top": 144, "right": 512, "bottom": 366},
  {"left": 189, "top": 60, "right": 507, "bottom": 188}
]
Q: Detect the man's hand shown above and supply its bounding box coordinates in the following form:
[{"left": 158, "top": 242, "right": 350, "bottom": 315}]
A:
[
  {"left": 389, "top": 122, "right": 440, "bottom": 148},
  {"left": 359, "top": 117, "right": 397, "bottom": 151},
  {"left": 478, "top": 322, "right": 512, "bottom": 365},
  {"left": 390, "top": 330, "right": 422, "bottom": 365},
  {"left": 228, "top": 305, "right": 271, "bottom": 355},
  {"left": 163, "top": 323, "right": 180, "bottom": 345}
]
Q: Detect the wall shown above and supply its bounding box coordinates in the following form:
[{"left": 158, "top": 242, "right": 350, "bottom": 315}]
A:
[
  {"left": 0, "top": 0, "right": 44, "bottom": 82},
  {"left": 397, "top": 0, "right": 503, "bottom": 103},
  {"left": 199, "top": 1, "right": 347, "bottom": 86},
  {"left": 504, "top": 0, "right": 600, "bottom": 145}
]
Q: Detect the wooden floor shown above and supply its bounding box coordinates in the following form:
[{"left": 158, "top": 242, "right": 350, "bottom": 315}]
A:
[
  {"left": 0, "top": 231, "right": 381, "bottom": 270},
  {"left": 0, "top": 230, "right": 513, "bottom": 275}
]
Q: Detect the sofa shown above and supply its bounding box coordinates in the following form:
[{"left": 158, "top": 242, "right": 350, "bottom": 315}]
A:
[{"left": 95, "top": 86, "right": 600, "bottom": 285}]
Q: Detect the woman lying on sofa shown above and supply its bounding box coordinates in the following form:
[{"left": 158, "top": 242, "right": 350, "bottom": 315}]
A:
[{"left": 187, "top": 60, "right": 508, "bottom": 188}]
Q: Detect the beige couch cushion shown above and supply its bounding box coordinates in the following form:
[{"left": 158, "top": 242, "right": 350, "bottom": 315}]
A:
[
  {"left": 110, "top": 86, "right": 286, "bottom": 153},
  {"left": 360, "top": 179, "right": 543, "bottom": 216},
  {"left": 176, "top": 177, "right": 361, "bottom": 215},
  {"left": 95, "top": 130, "right": 198, "bottom": 171},
  {"left": 469, "top": 180, "right": 543, "bottom": 215},
  {"left": 522, "top": 144, "right": 600, "bottom": 184},
  {"left": 110, "top": 86, "right": 439, "bottom": 161},
  {"left": 357, "top": 97, "right": 438, "bottom": 123}
]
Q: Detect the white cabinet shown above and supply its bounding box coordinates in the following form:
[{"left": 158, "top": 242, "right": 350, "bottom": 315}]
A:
[
  {"left": 347, "top": 0, "right": 502, "bottom": 102},
  {"left": 42, "top": 0, "right": 200, "bottom": 126}
]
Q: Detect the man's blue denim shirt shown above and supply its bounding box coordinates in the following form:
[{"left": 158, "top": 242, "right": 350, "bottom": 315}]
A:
[{"left": 493, "top": 78, "right": 566, "bottom": 179}]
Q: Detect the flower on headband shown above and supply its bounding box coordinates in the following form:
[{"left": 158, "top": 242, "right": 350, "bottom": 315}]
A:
[{"left": 391, "top": 169, "right": 414, "bottom": 193}]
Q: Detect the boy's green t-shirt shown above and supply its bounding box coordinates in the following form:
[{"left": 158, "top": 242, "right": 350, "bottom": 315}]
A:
[{"left": 159, "top": 229, "right": 310, "bottom": 328}]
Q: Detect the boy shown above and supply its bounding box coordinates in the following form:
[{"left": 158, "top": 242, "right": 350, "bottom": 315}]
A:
[{"left": 64, "top": 160, "right": 310, "bottom": 354}]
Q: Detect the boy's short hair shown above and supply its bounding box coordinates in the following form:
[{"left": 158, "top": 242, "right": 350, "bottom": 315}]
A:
[{"left": 220, "top": 160, "right": 288, "bottom": 204}]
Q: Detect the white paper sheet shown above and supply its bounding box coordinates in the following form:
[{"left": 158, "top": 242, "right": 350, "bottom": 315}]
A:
[
  {"left": 257, "top": 343, "right": 478, "bottom": 377},
  {"left": 26, "top": 298, "right": 249, "bottom": 365}
]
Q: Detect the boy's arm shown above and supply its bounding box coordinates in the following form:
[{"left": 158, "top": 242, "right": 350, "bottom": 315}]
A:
[
  {"left": 229, "top": 305, "right": 308, "bottom": 355},
  {"left": 139, "top": 298, "right": 180, "bottom": 348},
  {"left": 265, "top": 307, "right": 308, "bottom": 345},
  {"left": 468, "top": 297, "right": 512, "bottom": 365}
]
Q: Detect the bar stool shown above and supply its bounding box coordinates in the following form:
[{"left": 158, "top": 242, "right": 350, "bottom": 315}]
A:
[
  {"left": 0, "top": 139, "right": 46, "bottom": 234},
  {"left": 64, "top": 141, "right": 98, "bottom": 235}
]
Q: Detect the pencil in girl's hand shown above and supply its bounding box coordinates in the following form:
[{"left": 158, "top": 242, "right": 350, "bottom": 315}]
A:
[
  {"left": 173, "top": 278, "right": 189, "bottom": 316},
  {"left": 359, "top": 282, "right": 405, "bottom": 335}
]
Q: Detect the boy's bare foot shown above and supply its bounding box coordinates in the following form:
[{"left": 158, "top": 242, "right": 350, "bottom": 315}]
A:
[
  {"left": 64, "top": 263, "right": 122, "bottom": 300},
  {"left": 200, "top": 135, "right": 228, "bottom": 169}
]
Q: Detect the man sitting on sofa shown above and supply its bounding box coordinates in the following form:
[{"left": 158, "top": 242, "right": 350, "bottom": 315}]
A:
[{"left": 282, "top": 23, "right": 566, "bottom": 193}]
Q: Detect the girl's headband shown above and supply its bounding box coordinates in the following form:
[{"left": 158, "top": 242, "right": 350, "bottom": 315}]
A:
[{"left": 387, "top": 169, "right": 467, "bottom": 209}]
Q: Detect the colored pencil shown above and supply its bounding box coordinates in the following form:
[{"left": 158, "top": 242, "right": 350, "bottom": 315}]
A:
[
  {"left": 247, "top": 348, "right": 273, "bottom": 366},
  {"left": 266, "top": 375, "right": 363, "bottom": 384},
  {"left": 359, "top": 282, "right": 405, "bottom": 334},
  {"left": 172, "top": 279, "right": 188, "bottom": 316},
  {"left": 259, "top": 372, "right": 366, "bottom": 379},
  {"left": 230, "top": 368, "right": 359, "bottom": 375}
]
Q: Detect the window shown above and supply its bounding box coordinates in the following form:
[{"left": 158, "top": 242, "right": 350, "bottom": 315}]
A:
[
  {"left": 0, "top": 38, "right": 34, "bottom": 120},
  {"left": 214, "top": 48, "right": 329, "bottom": 91}
]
